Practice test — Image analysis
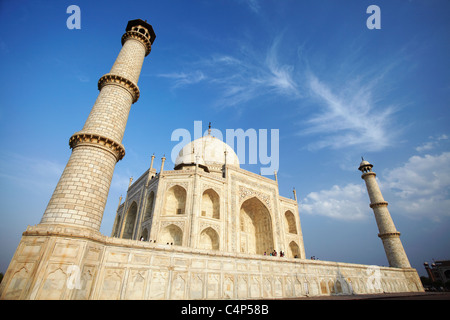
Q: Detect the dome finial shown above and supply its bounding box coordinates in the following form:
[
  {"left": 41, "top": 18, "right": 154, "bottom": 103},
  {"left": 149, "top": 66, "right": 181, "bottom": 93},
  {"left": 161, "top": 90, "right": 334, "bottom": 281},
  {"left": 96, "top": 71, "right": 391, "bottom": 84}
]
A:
[{"left": 208, "top": 122, "right": 212, "bottom": 135}]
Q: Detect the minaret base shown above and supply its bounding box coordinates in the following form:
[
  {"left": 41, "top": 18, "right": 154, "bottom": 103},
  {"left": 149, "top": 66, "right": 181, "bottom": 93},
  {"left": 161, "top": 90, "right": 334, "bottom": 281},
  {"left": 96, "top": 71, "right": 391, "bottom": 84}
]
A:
[{"left": 379, "top": 232, "right": 411, "bottom": 268}]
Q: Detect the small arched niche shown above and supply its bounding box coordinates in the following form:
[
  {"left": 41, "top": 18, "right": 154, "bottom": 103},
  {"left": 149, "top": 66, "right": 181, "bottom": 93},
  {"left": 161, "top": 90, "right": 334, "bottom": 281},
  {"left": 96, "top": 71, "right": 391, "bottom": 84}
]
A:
[
  {"left": 288, "top": 241, "right": 300, "bottom": 258},
  {"left": 198, "top": 227, "right": 220, "bottom": 251},
  {"left": 201, "top": 189, "right": 220, "bottom": 219},
  {"left": 163, "top": 185, "right": 187, "bottom": 216},
  {"left": 284, "top": 210, "right": 297, "bottom": 234},
  {"left": 160, "top": 224, "right": 183, "bottom": 246}
]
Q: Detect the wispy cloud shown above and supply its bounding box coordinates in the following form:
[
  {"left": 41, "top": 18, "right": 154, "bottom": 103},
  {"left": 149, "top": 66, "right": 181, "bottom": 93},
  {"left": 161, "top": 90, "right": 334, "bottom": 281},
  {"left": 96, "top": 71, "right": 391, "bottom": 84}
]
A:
[
  {"left": 160, "top": 33, "right": 402, "bottom": 152},
  {"left": 158, "top": 71, "right": 206, "bottom": 88},
  {"left": 415, "top": 134, "right": 448, "bottom": 152},
  {"left": 247, "top": 0, "right": 261, "bottom": 13},
  {"left": 300, "top": 72, "right": 398, "bottom": 151},
  {"left": 262, "top": 37, "right": 300, "bottom": 97},
  {"left": 159, "top": 36, "right": 300, "bottom": 108},
  {"left": 236, "top": 0, "right": 261, "bottom": 14},
  {"left": 0, "top": 152, "right": 64, "bottom": 193}
]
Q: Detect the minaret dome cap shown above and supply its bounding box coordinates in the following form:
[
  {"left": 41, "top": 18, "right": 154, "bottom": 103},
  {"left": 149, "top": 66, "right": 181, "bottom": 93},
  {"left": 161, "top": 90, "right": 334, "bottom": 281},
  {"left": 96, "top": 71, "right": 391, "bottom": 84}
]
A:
[
  {"left": 358, "top": 158, "right": 373, "bottom": 171},
  {"left": 126, "top": 19, "right": 156, "bottom": 44}
]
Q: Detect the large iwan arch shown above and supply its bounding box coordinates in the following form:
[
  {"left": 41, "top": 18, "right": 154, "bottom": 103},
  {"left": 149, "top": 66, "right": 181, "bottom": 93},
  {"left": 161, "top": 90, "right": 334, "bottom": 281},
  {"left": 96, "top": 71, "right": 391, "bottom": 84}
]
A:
[
  {"left": 239, "top": 197, "right": 274, "bottom": 255},
  {"left": 284, "top": 210, "right": 297, "bottom": 234},
  {"left": 122, "top": 202, "right": 137, "bottom": 239}
]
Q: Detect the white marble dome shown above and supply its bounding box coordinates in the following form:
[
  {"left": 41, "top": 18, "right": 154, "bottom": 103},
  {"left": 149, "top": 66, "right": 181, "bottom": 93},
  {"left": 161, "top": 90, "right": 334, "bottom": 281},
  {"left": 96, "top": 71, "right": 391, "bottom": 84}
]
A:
[{"left": 175, "top": 135, "right": 240, "bottom": 168}]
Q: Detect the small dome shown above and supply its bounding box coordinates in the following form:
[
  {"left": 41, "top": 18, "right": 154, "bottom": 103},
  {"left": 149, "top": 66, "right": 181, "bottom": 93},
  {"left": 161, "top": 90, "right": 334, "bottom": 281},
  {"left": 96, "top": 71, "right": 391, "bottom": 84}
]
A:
[
  {"left": 175, "top": 135, "right": 240, "bottom": 168},
  {"left": 358, "top": 158, "right": 373, "bottom": 172}
]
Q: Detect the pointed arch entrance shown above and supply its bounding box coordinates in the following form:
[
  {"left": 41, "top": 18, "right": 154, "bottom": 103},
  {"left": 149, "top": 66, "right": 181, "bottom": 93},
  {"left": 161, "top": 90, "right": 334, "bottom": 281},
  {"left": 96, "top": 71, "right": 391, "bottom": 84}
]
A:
[
  {"left": 164, "top": 185, "right": 187, "bottom": 215},
  {"left": 201, "top": 189, "right": 220, "bottom": 219},
  {"left": 284, "top": 210, "right": 297, "bottom": 234},
  {"left": 239, "top": 197, "right": 274, "bottom": 255}
]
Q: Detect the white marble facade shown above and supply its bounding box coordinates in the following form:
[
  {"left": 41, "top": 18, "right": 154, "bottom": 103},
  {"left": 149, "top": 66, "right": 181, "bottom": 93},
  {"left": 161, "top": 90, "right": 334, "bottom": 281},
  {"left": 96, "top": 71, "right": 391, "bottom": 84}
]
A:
[{"left": 112, "top": 134, "right": 305, "bottom": 260}]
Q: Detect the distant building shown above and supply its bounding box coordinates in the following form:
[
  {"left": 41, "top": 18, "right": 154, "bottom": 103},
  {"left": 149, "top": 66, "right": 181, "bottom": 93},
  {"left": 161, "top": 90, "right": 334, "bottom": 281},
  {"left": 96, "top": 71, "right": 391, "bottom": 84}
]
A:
[{"left": 424, "top": 260, "right": 450, "bottom": 283}]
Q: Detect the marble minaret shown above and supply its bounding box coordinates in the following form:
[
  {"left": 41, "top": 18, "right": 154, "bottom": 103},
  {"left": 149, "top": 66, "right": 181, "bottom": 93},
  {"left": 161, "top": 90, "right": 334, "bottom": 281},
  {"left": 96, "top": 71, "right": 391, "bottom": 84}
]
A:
[
  {"left": 359, "top": 158, "right": 411, "bottom": 268},
  {"left": 40, "top": 19, "right": 155, "bottom": 232}
]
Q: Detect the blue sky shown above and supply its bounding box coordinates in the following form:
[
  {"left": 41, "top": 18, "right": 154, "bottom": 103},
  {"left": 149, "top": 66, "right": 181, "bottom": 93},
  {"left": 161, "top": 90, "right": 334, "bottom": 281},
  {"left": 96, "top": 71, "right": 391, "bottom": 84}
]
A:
[{"left": 0, "top": 0, "right": 449, "bottom": 277}]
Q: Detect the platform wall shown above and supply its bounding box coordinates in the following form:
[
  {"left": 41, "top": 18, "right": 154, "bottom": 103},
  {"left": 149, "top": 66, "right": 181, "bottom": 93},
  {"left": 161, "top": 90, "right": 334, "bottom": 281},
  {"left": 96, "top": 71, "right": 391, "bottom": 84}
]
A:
[{"left": 0, "top": 224, "right": 424, "bottom": 300}]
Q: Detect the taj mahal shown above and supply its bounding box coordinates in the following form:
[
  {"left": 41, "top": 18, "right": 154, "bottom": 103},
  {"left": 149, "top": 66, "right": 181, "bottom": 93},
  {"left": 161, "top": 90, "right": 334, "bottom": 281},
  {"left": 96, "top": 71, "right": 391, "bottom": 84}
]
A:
[
  {"left": 0, "top": 19, "right": 423, "bottom": 300},
  {"left": 112, "top": 127, "right": 305, "bottom": 261}
]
